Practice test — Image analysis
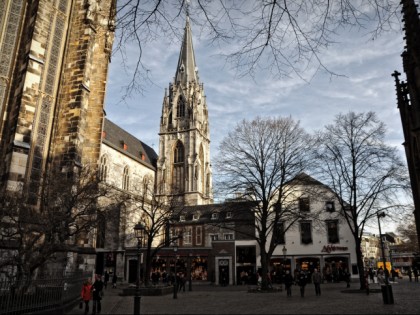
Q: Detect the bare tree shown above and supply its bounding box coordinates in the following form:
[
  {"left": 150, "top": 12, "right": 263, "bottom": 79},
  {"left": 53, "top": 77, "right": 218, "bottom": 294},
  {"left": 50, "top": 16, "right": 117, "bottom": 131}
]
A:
[
  {"left": 396, "top": 217, "right": 419, "bottom": 253},
  {"left": 0, "top": 168, "right": 116, "bottom": 280},
  {"left": 214, "top": 116, "right": 318, "bottom": 290},
  {"left": 127, "top": 177, "right": 184, "bottom": 286},
  {"left": 114, "top": 0, "right": 401, "bottom": 96},
  {"left": 314, "top": 111, "right": 410, "bottom": 289}
]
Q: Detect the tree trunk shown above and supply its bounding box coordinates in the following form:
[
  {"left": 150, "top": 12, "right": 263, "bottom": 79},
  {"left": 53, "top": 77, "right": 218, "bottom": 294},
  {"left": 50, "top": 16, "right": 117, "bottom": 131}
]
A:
[{"left": 355, "top": 237, "right": 367, "bottom": 290}]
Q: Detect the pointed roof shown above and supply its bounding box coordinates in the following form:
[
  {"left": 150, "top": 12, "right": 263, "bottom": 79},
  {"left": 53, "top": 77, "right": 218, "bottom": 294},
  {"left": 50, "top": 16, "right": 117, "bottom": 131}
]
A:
[{"left": 175, "top": 16, "right": 198, "bottom": 84}]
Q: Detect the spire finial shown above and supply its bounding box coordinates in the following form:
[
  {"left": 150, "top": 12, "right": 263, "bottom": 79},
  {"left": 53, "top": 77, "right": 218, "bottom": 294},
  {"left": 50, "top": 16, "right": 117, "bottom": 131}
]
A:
[{"left": 186, "top": 0, "right": 190, "bottom": 19}]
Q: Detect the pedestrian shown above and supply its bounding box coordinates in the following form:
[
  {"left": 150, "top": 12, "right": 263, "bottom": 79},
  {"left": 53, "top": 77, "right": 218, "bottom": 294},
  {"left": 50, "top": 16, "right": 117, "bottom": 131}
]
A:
[
  {"left": 377, "top": 268, "right": 386, "bottom": 285},
  {"left": 413, "top": 267, "right": 419, "bottom": 282},
  {"left": 407, "top": 268, "right": 412, "bottom": 282},
  {"left": 178, "top": 273, "right": 186, "bottom": 292},
  {"left": 112, "top": 273, "right": 117, "bottom": 288},
  {"left": 311, "top": 268, "right": 322, "bottom": 296},
  {"left": 368, "top": 268, "right": 374, "bottom": 284},
  {"left": 80, "top": 278, "right": 92, "bottom": 315},
  {"left": 104, "top": 271, "right": 109, "bottom": 289},
  {"left": 283, "top": 270, "right": 294, "bottom": 297},
  {"left": 343, "top": 268, "right": 351, "bottom": 288},
  {"left": 92, "top": 274, "right": 104, "bottom": 314},
  {"left": 297, "top": 270, "right": 307, "bottom": 297}
]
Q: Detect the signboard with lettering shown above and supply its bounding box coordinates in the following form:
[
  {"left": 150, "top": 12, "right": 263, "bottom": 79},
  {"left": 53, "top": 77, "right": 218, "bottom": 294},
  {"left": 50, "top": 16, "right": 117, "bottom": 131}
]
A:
[{"left": 321, "top": 245, "right": 348, "bottom": 253}]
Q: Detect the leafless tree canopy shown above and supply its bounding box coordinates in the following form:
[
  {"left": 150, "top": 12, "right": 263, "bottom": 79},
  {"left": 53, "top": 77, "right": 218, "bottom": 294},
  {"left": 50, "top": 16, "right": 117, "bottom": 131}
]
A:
[
  {"left": 0, "top": 168, "right": 117, "bottom": 279},
  {"left": 114, "top": 0, "right": 401, "bottom": 96},
  {"left": 214, "top": 116, "right": 316, "bottom": 289},
  {"left": 396, "top": 218, "right": 419, "bottom": 253},
  {"left": 314, "top": 111, "right": 410, "bottom": 288}
]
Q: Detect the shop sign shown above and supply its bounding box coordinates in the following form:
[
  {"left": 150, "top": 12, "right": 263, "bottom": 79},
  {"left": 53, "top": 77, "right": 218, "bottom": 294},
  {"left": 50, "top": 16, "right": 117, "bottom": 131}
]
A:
[{"left": 321, "top": 244, "right": 348, "bottom": 253}]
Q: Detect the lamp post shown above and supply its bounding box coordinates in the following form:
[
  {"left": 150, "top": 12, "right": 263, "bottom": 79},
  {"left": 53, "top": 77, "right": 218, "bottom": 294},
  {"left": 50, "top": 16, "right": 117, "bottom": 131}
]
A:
[
  {"left": 173, "top": 244, "right": 178, "bottom": 299},
  {"left": 282, "top": 246, "right": 287, "bottom": 290},
  {"left": 188, "top": 252, "right": 192, "bottom": 291},
  {"left": 377, "top": 212, "right": 394, "bottom": 304},
  {"left": 133, "top": 222, "right": 145, "bottom": 315}
]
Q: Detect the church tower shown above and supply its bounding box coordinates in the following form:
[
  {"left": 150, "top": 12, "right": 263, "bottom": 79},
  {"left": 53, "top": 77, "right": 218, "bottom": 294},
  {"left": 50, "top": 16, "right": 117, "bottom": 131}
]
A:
[{"left": 157, "top": 15, "right": 213, "bottom": 206}]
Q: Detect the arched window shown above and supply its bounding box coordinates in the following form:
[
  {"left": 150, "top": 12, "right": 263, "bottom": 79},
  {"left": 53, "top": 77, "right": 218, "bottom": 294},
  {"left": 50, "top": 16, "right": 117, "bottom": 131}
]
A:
[
  {"left": 122, "top": 166, "right": 130, "bottom": 190},
  {"left": 177, "top": 96, "right": 185, "bottom": 117},
  {"left": 172, "top": 141, "right": 185, "bottom": 192},
  {"left": 174, "top": 141, "right": 184, "bottom": 163},
  {"left": 99, "top": 155, "right": 108, "bottom": 182}
]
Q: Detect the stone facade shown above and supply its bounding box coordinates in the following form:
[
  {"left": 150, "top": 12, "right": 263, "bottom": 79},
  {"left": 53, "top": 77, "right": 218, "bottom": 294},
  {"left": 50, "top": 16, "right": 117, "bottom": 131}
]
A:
[
  {"left": 392, "top": 0, "right": 420, "bottom": 251},
  {"left": 0, "top": 0, "right": 116, "bottom": 202}
]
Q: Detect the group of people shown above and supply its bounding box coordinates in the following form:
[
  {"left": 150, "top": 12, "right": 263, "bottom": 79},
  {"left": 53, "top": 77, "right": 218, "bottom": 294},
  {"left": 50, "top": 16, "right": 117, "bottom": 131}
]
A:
[{"left": 81, "top": 272, "right": 118, "bottom": 315}]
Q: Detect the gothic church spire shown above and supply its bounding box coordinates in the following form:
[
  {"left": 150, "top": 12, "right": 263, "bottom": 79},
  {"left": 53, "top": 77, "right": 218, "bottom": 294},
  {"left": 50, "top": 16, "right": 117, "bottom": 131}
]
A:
[{"left": 175, "top": 15, "right": 198, "bottom": 84}]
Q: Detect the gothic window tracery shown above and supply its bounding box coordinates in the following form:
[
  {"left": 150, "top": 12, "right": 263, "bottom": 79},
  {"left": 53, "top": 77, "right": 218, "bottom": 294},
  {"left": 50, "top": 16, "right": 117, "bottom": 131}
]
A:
[
  {"left": 172, "top": 141, "right": 185, "bottom": 192},
  {"left": 122, "top": 166, "right": 130, "bottom": 190},
  {"left": 99, "top": 154, "right": 108, "bottom": 182},
  {"left": 177, "top": 96, "right": 185, "bottom": 117}
]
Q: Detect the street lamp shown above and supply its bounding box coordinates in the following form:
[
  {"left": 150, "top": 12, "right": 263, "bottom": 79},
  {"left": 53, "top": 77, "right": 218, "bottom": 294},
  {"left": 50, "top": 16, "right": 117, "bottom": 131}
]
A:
[
  {"left": 188, "top": 252, "right": 193, "bottom": 291},
  {"left": 173, "top": 243, "right": 178, "bottom": 299},
  {"left": 282, "top": 246, "right": 287, "bottom": 265},
  {"left": 377, "top": 212, "right": 394, "bottom": 304},
  {"left": 133, "top": 222, "right": 145, "bottom": 315}
]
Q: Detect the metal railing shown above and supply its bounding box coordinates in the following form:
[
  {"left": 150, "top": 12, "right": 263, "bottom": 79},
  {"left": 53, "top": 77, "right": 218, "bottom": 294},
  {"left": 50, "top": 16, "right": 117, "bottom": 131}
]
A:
[{"left": 0, "top": 271, "right": 89, "bottom": 315}]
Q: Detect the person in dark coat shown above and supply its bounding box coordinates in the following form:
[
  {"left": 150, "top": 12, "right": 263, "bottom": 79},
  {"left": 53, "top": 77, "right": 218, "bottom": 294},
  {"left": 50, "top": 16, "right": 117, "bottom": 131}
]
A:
[
  {"left": 112, "top": 273, "right": 117, "bottom": 288},
  {"left": 283, "top": 270, "right": 294, "bottom": 297},
  {"left": 297, "top": 271, "right": 307, "bottom": 297},
  {"left": 92, "top": 274, "right": 104, "bottom": 314},
  {"left": 104, "top": 271, "right": 109, "bottom": 289}
]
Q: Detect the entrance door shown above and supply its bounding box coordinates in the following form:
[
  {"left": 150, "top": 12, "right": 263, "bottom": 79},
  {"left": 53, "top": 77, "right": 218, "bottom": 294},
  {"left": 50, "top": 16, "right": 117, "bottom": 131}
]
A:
[
  {"left": 219, "top": 259, "right": 229, "bottom": 286},
  {"left": 129, "top": 260, "right": 138, "bottom": 283}
]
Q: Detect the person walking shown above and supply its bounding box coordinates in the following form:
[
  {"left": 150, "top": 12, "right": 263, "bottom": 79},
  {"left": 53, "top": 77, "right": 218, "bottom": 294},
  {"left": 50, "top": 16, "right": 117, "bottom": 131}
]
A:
[
  {"left": 311, "top": 268, "right": 322, "bottom": 296},
  {"left": 80, "top": 278, "right": 92, "bottom": 315},
  {"left": 92, "top": 274, "right": 104, "bottom": 314},
  {"left": 283, "top": 270, "right": 294, "bottom": 297},
  {"left": 343, "top": 268, "right": 351, "bottom": 288},
  {"left": 407, "top": 268, "right": 412, "bottom": 282},
  {"left": 104, "top": 271, "right": 109, "bottom": 289},
  {"left": 413, "top": 267, "right": 419, "bottom": 282},
  {"left": 112, "top": 273, "right": 117, "bottom": 288},
  {"left": 297, "top": 270, "right": 307, "bottom": 297}
]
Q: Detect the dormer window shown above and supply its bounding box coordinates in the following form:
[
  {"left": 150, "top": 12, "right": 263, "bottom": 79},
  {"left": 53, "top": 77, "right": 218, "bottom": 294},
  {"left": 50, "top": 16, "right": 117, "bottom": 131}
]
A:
[
  {"left": 211, "top": 213, "right": 218, "bottom": 220},
  {"left": 326, "top": 201, "right": 335, "bottom": 212},
  {"left": 193, "top": 214, "right": 200, "bottom": 221},
  {"left": 226, "top": 212, "right": 232, "bottom": 219},
  {"left": 180, "top": 215, "right": 185, "bottom": 222}
]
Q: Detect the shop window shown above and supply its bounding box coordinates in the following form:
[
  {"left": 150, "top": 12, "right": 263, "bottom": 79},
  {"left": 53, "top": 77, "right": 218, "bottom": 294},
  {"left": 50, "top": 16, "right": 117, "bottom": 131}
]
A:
[
  {"left": 327, "top": 220, "right": 339, "bottom": 243},
  {"left": 236, "top": 246, "right": 256, "bottom": 264},
  {"left": 300, "top": 221, "right": 312, "bottom": 244},
  {"left": 299, "top": 197, "right": 310, "bottom": 212},
  {"left": 326, "top": 201, "right": 335, "bottom": 212}
]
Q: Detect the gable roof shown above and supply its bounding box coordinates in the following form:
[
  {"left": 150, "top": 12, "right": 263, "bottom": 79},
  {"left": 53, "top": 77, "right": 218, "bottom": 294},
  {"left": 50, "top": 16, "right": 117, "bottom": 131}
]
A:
[{"left": 102, "top": 119, "right": 158, "bottom": 168}]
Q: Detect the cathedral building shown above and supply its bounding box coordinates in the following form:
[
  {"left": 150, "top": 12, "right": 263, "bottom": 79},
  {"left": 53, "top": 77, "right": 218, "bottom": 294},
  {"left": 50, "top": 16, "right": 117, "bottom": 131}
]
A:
[
  {"left": 0, "top": 0, "right": 116, "bottom": 198},
  {"left": 392, "top": 0, "right": 420, "bottom": 251}
]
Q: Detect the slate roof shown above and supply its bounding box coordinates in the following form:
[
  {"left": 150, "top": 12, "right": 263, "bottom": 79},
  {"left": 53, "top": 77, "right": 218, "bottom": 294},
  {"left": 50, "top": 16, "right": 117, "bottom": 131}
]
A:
[
  {"left": 172, "top": 200, "right": 258, "bottom": 224},
  {"left": 102, "top": 119, "right": 158, "bottom": 169}
]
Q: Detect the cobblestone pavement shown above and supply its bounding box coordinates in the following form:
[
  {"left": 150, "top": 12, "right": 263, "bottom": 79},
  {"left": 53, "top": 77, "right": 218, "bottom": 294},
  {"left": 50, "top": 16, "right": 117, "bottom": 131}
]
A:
[{"left": 66, "top": 278, "right": 420, "bottom": 314}]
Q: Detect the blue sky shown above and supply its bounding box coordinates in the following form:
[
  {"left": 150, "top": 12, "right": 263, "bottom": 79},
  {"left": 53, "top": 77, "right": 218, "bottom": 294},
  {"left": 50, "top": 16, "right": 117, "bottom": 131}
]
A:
[{"left": 104, "top": 14, "right": 408, "bottom": 232}]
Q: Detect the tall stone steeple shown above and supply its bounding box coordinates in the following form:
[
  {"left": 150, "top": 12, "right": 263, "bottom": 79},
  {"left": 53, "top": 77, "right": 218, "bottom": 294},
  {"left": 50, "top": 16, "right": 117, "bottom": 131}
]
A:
[{"left": 157, "top": 15, "right": 213, "bottom": 206}]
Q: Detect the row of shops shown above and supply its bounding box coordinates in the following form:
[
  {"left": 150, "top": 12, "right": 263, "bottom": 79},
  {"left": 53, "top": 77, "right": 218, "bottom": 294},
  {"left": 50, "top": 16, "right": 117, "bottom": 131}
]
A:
[{"left": 96, "top": 245, "right": 356, "bottom": 286}]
